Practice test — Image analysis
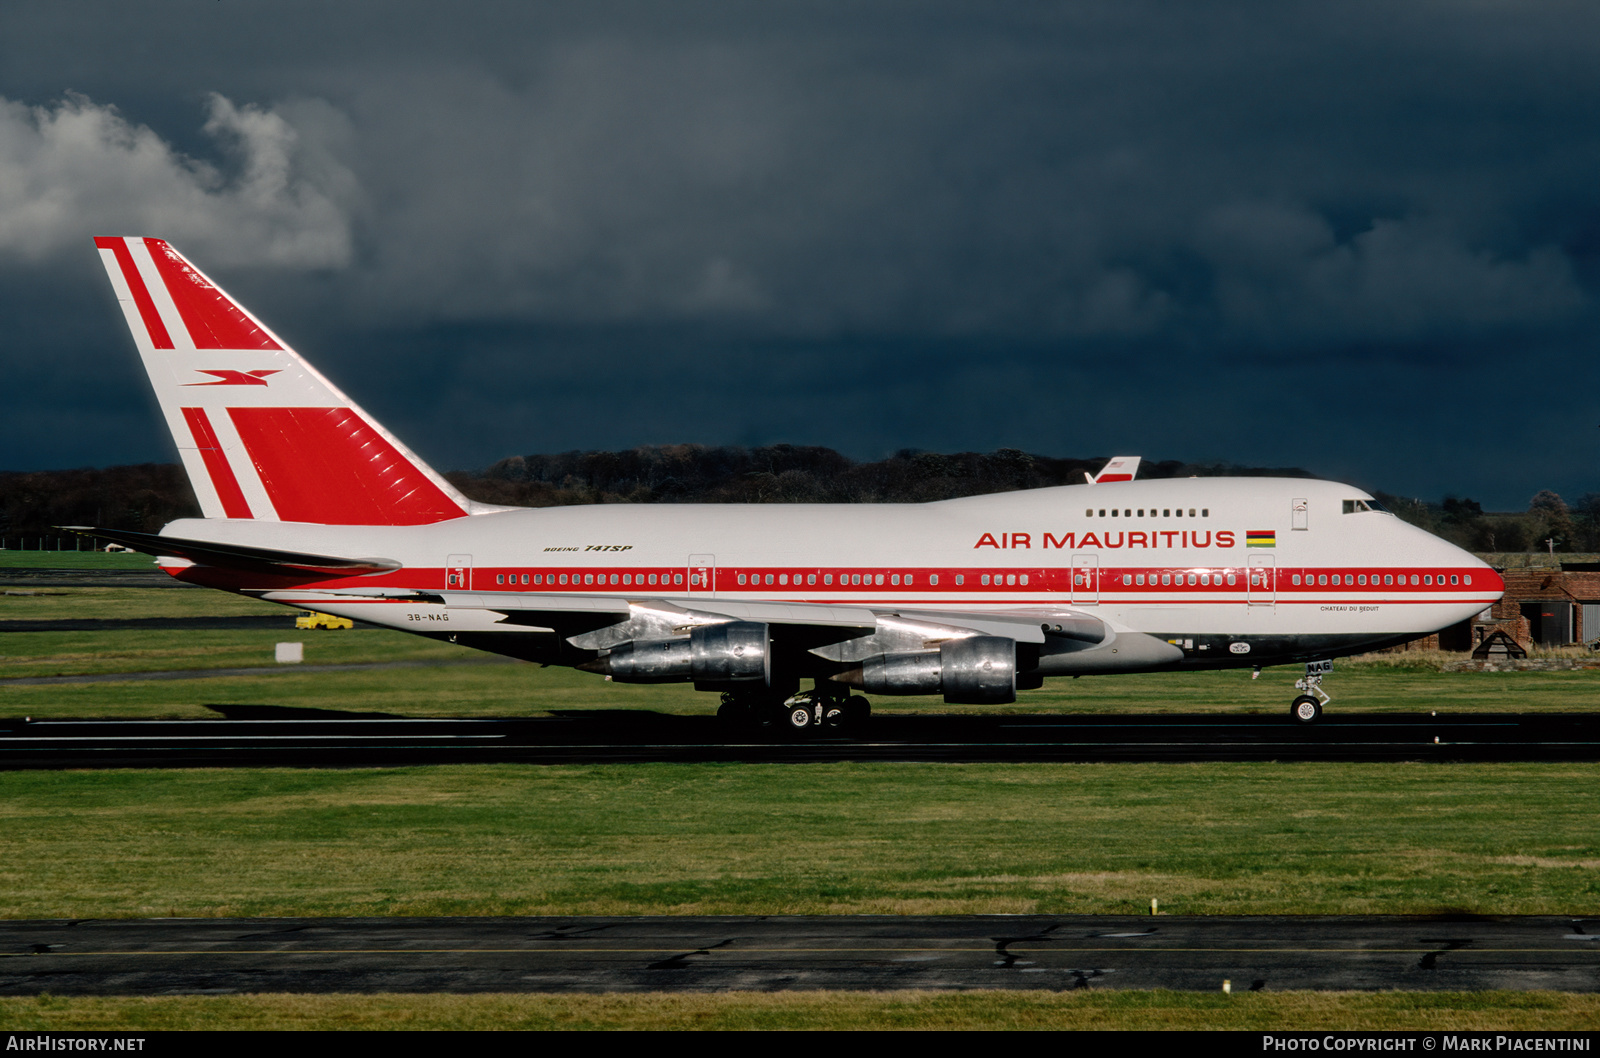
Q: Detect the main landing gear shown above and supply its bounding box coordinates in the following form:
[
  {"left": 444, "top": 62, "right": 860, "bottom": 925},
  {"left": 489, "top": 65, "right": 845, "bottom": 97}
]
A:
[
  {"left": 718, "top": 685, "right": 871, "bottom": 737},
  {"left": 1291, "top": 660, "right": 1333, "bottom": 723}
]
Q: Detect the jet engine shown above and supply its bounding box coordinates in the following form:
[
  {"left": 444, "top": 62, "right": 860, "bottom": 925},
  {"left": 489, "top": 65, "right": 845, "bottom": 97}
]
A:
[
  {"left": 583, "top": 620, "right": 771, "bottom": 687},
  {"left": 835, "top": 635, "right": 1021, "bottom": 704}
]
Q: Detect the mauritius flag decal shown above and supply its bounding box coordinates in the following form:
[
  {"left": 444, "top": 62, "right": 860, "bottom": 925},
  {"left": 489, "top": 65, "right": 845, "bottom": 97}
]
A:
[{"left": 1246, "top": 530, "right": 1276, "bottom": 548}]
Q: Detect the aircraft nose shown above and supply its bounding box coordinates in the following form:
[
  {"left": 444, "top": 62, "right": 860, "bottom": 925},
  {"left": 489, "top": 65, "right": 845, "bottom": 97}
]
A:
[{"left": 1445, "top": 539, "right": 1503, "bottom": 597}]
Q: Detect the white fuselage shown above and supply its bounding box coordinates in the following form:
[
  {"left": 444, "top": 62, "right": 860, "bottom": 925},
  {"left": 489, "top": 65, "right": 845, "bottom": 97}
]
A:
[{"left": 163, "top": 476, "right": 1499, "bottom": 662}]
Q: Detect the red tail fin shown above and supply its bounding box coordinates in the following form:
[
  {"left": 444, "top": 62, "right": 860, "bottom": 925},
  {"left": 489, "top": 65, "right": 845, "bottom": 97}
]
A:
[{"left": 95, "top": 237, "right": 471, "bottom": 525}]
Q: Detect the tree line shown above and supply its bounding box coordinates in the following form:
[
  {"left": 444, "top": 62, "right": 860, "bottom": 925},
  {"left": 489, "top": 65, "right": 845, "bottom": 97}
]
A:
[{"left": 1, "top": 446, "right": 1594, "bottom": 553}]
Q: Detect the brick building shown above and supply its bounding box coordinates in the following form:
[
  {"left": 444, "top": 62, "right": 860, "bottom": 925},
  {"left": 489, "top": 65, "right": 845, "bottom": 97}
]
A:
[{"left": 1470, "top": 553, "right": 1600, "bottom": 650}]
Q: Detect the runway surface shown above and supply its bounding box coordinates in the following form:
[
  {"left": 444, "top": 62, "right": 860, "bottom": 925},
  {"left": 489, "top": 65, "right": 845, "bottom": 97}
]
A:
[
  {"left": 3, "top": 915, "right": 1596, "bottom": 995},
  {"left": 1, "top": 710, "right": 1598, "bottom": 766}
]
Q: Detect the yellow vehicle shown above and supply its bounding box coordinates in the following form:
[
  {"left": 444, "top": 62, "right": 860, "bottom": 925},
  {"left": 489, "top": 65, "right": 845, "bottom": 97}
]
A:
[{"left": 295, "top": 610, "right": 354, "bottom": 630}]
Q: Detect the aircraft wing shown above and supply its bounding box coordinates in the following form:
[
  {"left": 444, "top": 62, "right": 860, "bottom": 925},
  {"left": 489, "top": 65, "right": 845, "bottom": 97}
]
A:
[{"left": 260, "top": 584, "right": 1178, "bottom": 676}]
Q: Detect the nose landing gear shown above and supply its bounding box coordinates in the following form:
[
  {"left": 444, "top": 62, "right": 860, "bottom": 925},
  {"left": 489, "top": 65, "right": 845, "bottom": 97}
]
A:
[{"left": 1291, "top": 660, "right": 1332, "bottom": 723}]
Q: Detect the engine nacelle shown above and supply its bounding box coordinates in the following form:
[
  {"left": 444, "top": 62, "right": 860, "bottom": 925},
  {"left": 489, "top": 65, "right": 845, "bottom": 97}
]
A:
[
  {"left": 590, "top": 621, "right": 770, "bottom": 686},
  {"left": 842, "top": 635, "right": 1019, "bottom": 704}
]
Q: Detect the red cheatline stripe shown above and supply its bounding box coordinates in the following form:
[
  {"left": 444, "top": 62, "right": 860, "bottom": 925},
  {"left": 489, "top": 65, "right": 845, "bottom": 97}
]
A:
[
  {"left": 143, "top": 238, "right": 282, "bottom": 351},
  {"left": 94, "top": 237, "right": 173, "bottom": 350},
  {"left": 181, "top": 408, "right": 253, "bottom": 519}
]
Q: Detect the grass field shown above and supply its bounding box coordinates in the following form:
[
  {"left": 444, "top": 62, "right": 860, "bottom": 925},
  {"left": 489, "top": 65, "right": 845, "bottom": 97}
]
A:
[
  {"left": 0, "top": 551, "right": 160, "bottom": 570},
  {"left": 4, "top": 991, "right": 1598, "bottom": 1031},
  {"left": 2, "top": 582, "right": 1598, "bottom": 1030},
  {"left": 3, "top": 628, "right": 1595, "bottom": 719},
  {"left": 2, "top": 761, "right": 1597, "bottom": 919},
  {"left": 2, "top": 584, "right": 1595, "bottom": 721}
]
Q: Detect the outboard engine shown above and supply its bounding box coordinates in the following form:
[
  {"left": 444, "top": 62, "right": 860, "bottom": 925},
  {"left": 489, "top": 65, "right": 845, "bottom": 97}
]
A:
[
  {"left": 584, "top": 621, "right": 771, "bottom": 687},
  {"left": 839, "top": 635, "right": 1019, "bottom": 705}
]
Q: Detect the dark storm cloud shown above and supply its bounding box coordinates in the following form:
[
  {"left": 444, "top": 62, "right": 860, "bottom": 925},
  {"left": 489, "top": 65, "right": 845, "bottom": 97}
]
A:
[{"left": 0, "top": 1, "right": 1596, "bottom": 505}]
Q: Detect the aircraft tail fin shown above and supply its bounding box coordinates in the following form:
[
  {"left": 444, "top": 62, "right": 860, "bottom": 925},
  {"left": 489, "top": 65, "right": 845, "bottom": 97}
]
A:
[
  {"left": 94, "top": 237, "right": 475, "bottom": 526},
  {"left": 1090, "top": 456, "right": 1141, "bottom": 484}
]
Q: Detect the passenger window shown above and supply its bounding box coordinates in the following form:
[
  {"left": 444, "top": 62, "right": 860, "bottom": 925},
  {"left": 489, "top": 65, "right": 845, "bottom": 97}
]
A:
[
  {"left": 1202, "top": 509, "right": 1209, "bottom": 517},
  {"left": 1163, "top": 509, "right": 1170, "bottom": 517},
  {"left": 1450, "top": 575, "right": 1458, "bottom": 585},
  {"left": 496, "top": 574, "right": 505, "bottom": 585},
  {"left": 1006, "top": 574, "right": 1016, "bottom": 586},
  {"left": 955, "top": 575, "right": 963, "bottom": 585},
  {"left": 647, "top": 574, "right": 656, "bottom": 585},
  {"left": 1318, "top": 575, "right": 1327, "bottom": 586},
  {"left": 982, "top": 574, "right": 991, "bottom": 586},
  {"left": 674, "top": 573, "right": 683, "bottom": 585},
  {"left": 906, "top": 574, "right": 914, "bottom": 586},
  {"left": 1293, "top": 575, "right": 1301, "bottom": 586},
  {"left": 1226, "top": 574, "right": 1236, "bottom": 586},
  {"left": 930, "top": 574, "right": 938, "bottom": 585},
  {"left": 808, "top": 574, "right": 817, "bottom": 586},
  {"left": 1463, "top": 575, "right": 1471, "bottom": 585},
  {"left": 824, "top": 574, "right": 833, "bottom": 585},
  {"left": 738, "top": 574, "right": 747, "bottom": 585},
  {"left": 892, "top": 574, "right": 900, "bottom": 586},
  {"left": 1161, "top": 573, "right": 1171, "bottom": 585}
]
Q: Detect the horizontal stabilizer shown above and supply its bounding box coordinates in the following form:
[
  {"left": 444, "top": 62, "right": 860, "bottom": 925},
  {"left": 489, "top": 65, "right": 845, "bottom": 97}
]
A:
[{"left": 59, "top": 526, "right": 400, "bottom": 577}]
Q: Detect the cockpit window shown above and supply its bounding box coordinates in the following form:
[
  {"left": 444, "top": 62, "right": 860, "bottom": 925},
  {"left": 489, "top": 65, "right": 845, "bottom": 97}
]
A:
[{"left": 1342, "top": 499, "right": 1389, "bottom": 514}]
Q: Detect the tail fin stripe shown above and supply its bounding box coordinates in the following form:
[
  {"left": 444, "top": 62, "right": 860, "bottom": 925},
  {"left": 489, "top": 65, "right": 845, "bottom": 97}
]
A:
[
  {"left": 180, "top": 407, "right": 254, "bottom": 519},
  {"left": 94, "top": 237, "right": 173, "bottom": 350},
  {"left": 144, "top": 238, "right": 282, "bottom": 351}
]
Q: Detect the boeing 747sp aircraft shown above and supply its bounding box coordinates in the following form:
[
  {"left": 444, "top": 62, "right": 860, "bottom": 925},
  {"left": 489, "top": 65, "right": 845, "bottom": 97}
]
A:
[{"left": 78, "top": 237, "right": 1503, "bottom": 732}]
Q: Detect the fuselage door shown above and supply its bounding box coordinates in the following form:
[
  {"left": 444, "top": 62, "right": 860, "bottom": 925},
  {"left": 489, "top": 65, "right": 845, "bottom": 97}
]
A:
[
  {"left": 446, "top": 554, "right": 472, "bottom": 591},
  {"left": 1292, "top": 498, "right": 1309, "bottom": 531},
  {"left": 1071, "top": 553, "right": 1099, "bottom": 605},
  {"left": 688, "top": 554, "right": 716, "bottom": 596},
  {"left": 1248, "top": 554, "right": 1275, "bottom": 606}
]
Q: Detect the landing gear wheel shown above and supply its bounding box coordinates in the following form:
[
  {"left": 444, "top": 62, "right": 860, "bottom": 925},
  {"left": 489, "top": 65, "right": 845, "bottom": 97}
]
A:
[
  {"left": 1291, "top": 695, "right": 1322, "bottom": 724},
  {"left": 787, "top": 705, "right": 815, "bottom": 732},
  {"left": 822, "top": 704, "right": 847, "bottom": 729}
]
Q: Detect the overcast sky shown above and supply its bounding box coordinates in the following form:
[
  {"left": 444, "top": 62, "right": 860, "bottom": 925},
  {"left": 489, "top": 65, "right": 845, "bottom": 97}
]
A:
[{"left": 1, "top": 1, "right": 1595, "bottom": 508}]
